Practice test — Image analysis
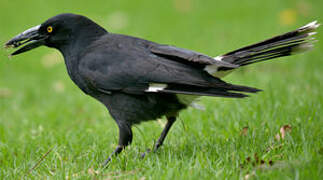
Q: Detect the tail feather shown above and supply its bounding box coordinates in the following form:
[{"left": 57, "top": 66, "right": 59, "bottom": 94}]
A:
[
  {"left": 214, "top": 21, "right": 319, "bottom": 72},
  {"left": 234, "top": 42, "right": 311, "bottom": 66},
  {"left": 174, "top": 21, "right": 319, "bottom": 107},
  {"left": 224, "top": 83, "right": 262, "bottom": 93}
]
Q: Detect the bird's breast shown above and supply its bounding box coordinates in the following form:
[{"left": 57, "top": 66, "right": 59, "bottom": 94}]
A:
[{"left": 63, "top": 56, "right": 94, "bottom": 95}]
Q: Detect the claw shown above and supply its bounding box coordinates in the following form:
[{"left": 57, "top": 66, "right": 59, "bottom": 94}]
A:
[{"left": 140, "top": 148, "right": 151, "bottom": 159}]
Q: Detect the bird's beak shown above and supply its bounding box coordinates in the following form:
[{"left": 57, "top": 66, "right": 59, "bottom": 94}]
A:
[{"left": 5, "top": 25, "right": 47, "bottom": 56}]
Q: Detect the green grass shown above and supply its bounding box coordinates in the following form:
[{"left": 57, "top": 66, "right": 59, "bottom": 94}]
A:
[{"left": 0, "top": 0, "right": 322, "bottom": 179}]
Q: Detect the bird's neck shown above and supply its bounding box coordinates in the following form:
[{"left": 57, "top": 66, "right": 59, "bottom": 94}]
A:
[
  {"left": 58, "top": 25, "right": 107, "bottom": 69},
  {"left": 58, "top": 27, "right": 107, "bottom": 58}
]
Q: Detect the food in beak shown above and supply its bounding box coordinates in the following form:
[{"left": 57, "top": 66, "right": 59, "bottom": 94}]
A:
[{"left": 4, "top": 25, "right": 47, "bottom": 56}]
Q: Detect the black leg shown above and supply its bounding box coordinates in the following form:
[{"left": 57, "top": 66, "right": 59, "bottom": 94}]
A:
[
  {"left": 102, "top": 121, "right": 132, "bottom": 167},
  {"left": 141, "top": 116, "right": 176, "bottom": 158},
  {"left": 154, "top": 116, "right": 176, "bottom": 151}
]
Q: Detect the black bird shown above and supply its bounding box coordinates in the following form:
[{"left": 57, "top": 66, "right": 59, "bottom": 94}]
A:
[{"left": 5, "top": 14, "right": 319, "bottom": 166}]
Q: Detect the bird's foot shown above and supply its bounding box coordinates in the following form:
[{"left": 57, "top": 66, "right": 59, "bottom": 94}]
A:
[
  {"left": 102, "top": 156, "right": 112, "bottom": 168},
  {"left": 140, "top": 148, "right": 152, "bottom": 159},
  {"left": 101, "top": 145, "right": 125, "bottom": 168},
  {"left": 140, "top": 143, "right": 162, "bottom": 158}
]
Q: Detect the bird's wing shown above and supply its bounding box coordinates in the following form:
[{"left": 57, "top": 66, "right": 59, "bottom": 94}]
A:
[
  {"left": 79, "top": 50, "right": 259, "bottom": 98},
  {"left": 149, "top": 44, "right": 238, "bottom": 69},
  {"left": 78, "top": 34, "right": 259, "bottom": 98}
]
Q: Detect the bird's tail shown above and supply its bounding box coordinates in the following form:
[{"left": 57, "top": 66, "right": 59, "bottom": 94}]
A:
[{"left": 213, "top": 21, "right": 320, "bottom": 74}]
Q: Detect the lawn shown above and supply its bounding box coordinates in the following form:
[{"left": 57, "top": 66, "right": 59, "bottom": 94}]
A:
[{"left": 0, "top": 0, "right": 322, "bottom": 179}]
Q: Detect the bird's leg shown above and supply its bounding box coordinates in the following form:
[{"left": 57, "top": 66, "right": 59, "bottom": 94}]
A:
[
  {"left": 102, "top": 121, "right": 132, "bottom": 167},
  {"left": 153, "top": 116, "right": 176, "bottom": 151},
  {"left": 141, "top": 116, "right": 176, "bottom": 158}
]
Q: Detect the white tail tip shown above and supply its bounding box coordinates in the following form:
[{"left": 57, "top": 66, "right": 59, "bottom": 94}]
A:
[{"left": 300, "top": 21, "right": 320, "bottom": 31}]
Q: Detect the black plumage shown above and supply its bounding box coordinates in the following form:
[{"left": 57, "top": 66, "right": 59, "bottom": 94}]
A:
[{"left": 5, "top": 13, "right": 319, "bottom": 166}]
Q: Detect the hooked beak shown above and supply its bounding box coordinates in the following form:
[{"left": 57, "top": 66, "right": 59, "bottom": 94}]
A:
[{"left": 5, "top": 25, "right": 47, "bottom": 56}]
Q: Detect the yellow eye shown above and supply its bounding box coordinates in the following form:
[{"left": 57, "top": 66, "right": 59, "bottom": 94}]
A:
[{"left": 47, "top": 26, "right": 53, "bottom": 33}]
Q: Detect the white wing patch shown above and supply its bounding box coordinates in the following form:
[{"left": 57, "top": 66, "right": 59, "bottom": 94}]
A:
[
  {"left": 146, "top": 84, "right": 205, "bottom": 110},
  {"left": 145, "top": 83, "right": 167, "bottom": 92}
]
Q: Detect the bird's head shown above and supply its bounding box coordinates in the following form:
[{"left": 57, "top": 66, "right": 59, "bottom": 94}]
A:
[{"left": 5, "top": 13, "right": 107, "bottom": 56}]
